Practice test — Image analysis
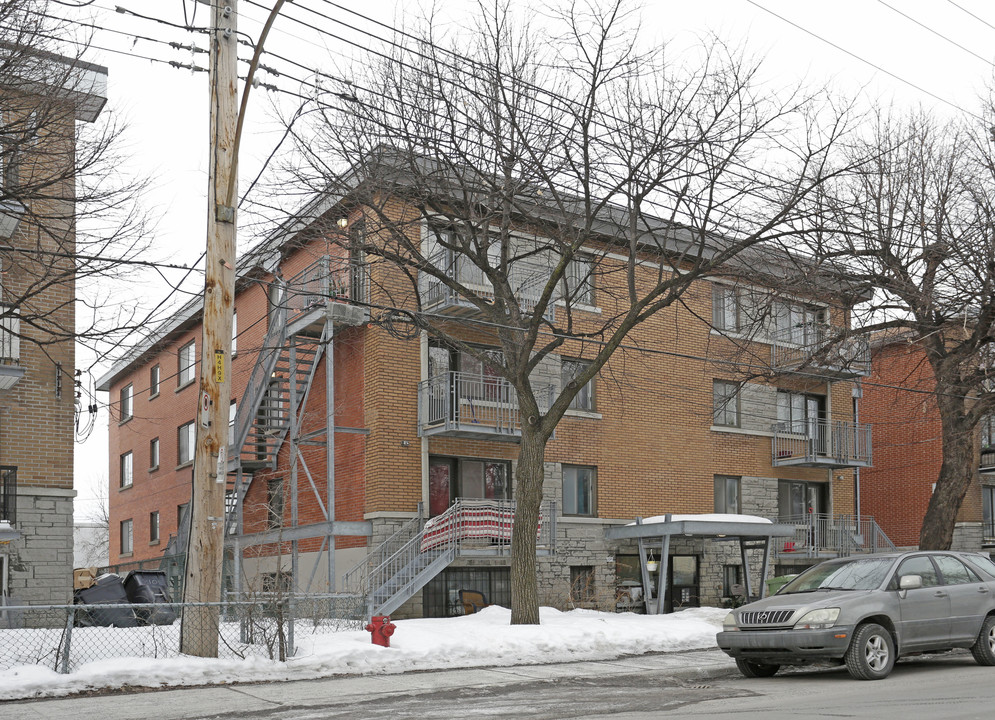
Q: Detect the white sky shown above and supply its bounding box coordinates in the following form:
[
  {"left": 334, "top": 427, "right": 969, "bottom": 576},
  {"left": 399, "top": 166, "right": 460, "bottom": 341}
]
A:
[
  {"left": 69, "top": 0, "right": 995, "bottom": 521},
  {"left": 0, "top": 605, "right": 727, "bottom": 700}
]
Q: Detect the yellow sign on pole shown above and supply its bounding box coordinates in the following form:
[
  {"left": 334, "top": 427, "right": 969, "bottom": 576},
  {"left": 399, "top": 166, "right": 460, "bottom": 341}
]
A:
[{"left": 214, "top": 349, "right": 225, "bottom": 383}]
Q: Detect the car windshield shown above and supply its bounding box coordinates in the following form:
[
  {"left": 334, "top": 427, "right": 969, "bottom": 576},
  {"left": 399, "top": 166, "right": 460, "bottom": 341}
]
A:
[{"left": 778, "top": 557, "right": 895, "bottom": 593}]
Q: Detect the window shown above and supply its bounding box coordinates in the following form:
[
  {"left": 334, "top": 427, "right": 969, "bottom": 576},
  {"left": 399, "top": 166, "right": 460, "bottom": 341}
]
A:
[
  {"left": 712, "top": 381, "right": 740, "bottom": 427},
  {"left": 149, "top": 437, "right": 160, "bottom": 471},
  {"left": 570, "top": 566, "right": 596, "bottom": 604},
  {"left": 177, "top": 421, "right": 195, "bottom": 465},
  {"left": 267, "top": 478, "right": 284, "bottom": 528},
  {"left": 895, "top": 556, "right": 939, "bottom": 588},
  {"left": 714, "top": 475, "right": 741, "bottom": 514},
  {"left": 119, "top": 451, "right": 133, "bottom": 489},
  {"left": 712, "top": 284, "right": 741, "bottom": 332},
  {"left": 773, "top": 300, "right": 825, "bottom": 345},
  {"left": 149, "top": 511, "right": 159, "bottom": 544},
  {"left": 149, "top": 365, "right": 160, "bottom": 398},
  {"left": 422, "top": 566, "right": 511, "bottom": 618},
  {"left": 428, "top": 456, "right": 511, "bottom": 516},
  {"left": 564, "top": 254, "right": 594, "bottom": 305},
  {"left": 178, "top": 340, "right": 196, "bottom": 386},
  {"left": 562, "top": 359, "right": 595, "bottom": 411},
  {"left": 177, "top": 503, "right": 189, "bottom": 531},
  {"left": 562, "top": 465, "right": 596, "bottom": 516},
  {"left": 778, "top": 480, "right": 827, "bottom": 520},
  {"left": 983, "top": 415, "right": 995, "bottom": 450},
  {"left": 776, "top": 391, "right": 825, "bottom": 439},
  {"left": 722, "top": 565, "right": 742, "bottom": 597},
  {"left": 119, "top": 384, "right": 133, "bottom": 422},
  {"left": 231, "top": 310, "right": 237, "bottom": 355},
  {"left": 933, "top": 555, "right": 979, "bottom": 585},
  {"left": 229, "top": 400, "right": 237, "bottom": 447},
  {"left": 120, "top": 519, "right": 133, "bottom": 555}
]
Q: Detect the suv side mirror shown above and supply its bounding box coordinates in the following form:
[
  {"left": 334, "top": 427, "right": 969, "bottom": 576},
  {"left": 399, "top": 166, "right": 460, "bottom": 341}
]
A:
[{"left": 899, "top": 574, "right": 923, "bottom": 590}]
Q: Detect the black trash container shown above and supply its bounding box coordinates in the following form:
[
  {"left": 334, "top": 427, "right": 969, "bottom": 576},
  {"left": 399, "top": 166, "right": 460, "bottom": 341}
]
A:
[
  {"left": 124, "top": 570, "right": 177, "bottom": 625},
  {"left": 74, "top": 573, "right": 138, "bottom": 627}
]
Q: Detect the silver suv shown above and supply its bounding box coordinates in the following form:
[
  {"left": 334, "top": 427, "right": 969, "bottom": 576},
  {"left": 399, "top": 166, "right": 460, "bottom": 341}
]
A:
[{"left": 716, "top": 551, "right": 995, "bottom": 680}]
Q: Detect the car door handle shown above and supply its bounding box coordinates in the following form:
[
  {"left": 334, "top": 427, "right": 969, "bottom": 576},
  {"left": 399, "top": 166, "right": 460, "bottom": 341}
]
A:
[
  {"left": 934, "top": 591, "right": 948, "bottom": 598},
  {"left": 978, "top": 587, "right": 990, "bottom": 594}
]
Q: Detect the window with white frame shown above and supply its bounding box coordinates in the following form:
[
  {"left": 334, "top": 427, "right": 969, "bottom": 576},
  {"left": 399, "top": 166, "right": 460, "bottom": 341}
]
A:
[
  {"left": 712, "top": 381, "right": 741, "bottom": 427},
  {"left": 120, "top": 383, "right": 132, "bottom": 422},
  {"left": 773, "top": 300, "right": 825, "bottom": 345},
  {"left": 149, "top": 511, "right": 159, "bottom": 544},
  {"left": 714, "top": 475, "right": 741, "bottom": 514},
  {"left": 149, "top": 437, "right": 159, "bottom": 471},
  {"left": 120, "top": 518, "right": 133, "bottom": 555},
  {"left": 178, "top": 341, "right": 196, "bottom": 386},
  {"left": 229, "top": 400, "right": 237, "bottom": 446},
  {"left": 149, "top": 365, "right": 160, "bottom": 398},
  {"left": 775, "top": 391, "right": 825, "bottom": 435},
  {"left": 562, "top": 465, "right": 596, "bottom": 516},
  {"left": 563, "top": 254, "right": 594, "bottom": 305},
  {"left": 177, "top": 421, "right": 195, "bottom": 465},
  {"left": 231, "top": 310, "right": 237, "bottom": 356},
  {"left": 562, "top": 358, "right": 594, "bottom": 411},
  {"left": 119, "top": 451, "right": 133, "bottom": 489}
]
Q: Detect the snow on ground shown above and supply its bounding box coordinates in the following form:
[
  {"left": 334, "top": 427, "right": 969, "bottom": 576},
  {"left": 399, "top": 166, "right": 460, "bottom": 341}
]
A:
[{"left": 0, "top": 606, "right": 727, "bottom": 701}]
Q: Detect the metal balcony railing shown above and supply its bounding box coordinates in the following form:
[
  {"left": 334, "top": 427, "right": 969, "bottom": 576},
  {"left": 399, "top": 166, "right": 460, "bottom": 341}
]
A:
[
  {"left": 981, "top": 449, "right": 995, "bottom": 472},
  {"left": 285, "top": 256, "right": 369, "bottom": 319},
  {"left": 770, "top": 322, "right": 870, "bottom": 378},
  {"left": 774, "top": 513, "right": 896, "bottom": 557},
  {"left": 421, "top": 253, "right": 555, "bottom": 321},
  {"left": 0, "top": 306, "right": 20, "bottom": 364},
  {"left": 772, "top": 419, "right": 872, "bottom": 468},
  {"left": 0, "top": 465, "right": 17, "bottom": 525},
  {"left": 418, "top": 371, "right": 554, "bottom": 438}
]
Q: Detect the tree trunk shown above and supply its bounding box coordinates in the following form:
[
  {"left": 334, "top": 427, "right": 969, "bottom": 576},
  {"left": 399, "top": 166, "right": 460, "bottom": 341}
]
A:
[
  {"left": 510, "top": 427, "right": 547, "bottom": 624},
  {"left": 919, "top": 400, "right": 976, "bottom": 550}
]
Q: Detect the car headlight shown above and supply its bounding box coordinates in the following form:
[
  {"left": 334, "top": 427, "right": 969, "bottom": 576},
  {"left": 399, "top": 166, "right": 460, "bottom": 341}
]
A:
[
  {"left": 793, "top": 608, "right": 840, "bottom": 630},
  {"left": 722, "top": 612, "right": 739, "bottom": 631}
]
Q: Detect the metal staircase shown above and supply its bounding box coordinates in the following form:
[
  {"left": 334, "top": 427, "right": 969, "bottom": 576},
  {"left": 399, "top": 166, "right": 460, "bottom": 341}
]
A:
[{"left": 343, "top": 499, "right": 557, "bottom": 617}]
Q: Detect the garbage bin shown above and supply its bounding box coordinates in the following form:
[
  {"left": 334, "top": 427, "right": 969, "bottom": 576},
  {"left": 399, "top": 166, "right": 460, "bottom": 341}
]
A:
[
  {"left": 74, "top": 573, "right": 138, "bottom": 627},
  {"left": 124, "top": 570, "right": 177, "bottom": 625},
  {"left": 765, "top": 574, "right": 797, "bottom": 597}
]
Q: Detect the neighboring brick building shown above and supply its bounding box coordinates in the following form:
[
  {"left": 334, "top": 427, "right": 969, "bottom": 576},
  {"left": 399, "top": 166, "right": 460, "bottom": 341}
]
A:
[
  {"left": 861, "top": 333, "right": 987, "bottom": 551},
  {"left": 98, "top": 188, "right": 876, "bottom": 617},
  {"left": 0, "top": 52, "right": 107, "bottom": 605}
]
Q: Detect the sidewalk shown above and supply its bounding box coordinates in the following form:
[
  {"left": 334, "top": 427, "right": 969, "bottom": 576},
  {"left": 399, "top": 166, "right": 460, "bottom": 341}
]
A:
[{"left": 2, "top": 650, "right": 735, "bottom": 720}]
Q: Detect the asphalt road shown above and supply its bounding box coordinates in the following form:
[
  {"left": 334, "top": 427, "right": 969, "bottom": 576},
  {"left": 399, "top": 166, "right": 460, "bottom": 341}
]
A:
[{"left": 4, "top": 649, "right": 994, "bottom": 720}]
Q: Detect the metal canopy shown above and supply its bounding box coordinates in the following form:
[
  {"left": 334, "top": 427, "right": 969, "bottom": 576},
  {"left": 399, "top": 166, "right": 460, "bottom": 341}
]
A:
[{"left": 605, "top": 515, "right": 797, "bottom": 615}]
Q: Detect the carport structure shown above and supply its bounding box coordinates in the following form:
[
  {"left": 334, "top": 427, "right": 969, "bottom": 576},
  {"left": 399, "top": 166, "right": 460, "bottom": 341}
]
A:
[{"left": 605, "top": 514, "right": 797, "bottom": 614}]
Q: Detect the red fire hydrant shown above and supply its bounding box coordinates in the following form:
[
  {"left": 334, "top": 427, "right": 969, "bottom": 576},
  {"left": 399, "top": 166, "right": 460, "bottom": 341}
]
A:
[{"left": 365, "top": 615, "right": 396, "bottom": 647}]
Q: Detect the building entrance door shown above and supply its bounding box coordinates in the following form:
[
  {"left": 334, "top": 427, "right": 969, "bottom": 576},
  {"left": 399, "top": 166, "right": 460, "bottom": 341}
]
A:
[{"left": 666, "top": 555, "right": 699, "bottom": 612}]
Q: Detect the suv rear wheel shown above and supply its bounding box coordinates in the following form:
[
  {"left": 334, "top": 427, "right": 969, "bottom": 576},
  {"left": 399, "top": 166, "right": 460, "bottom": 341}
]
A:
[
  {"left": 735, "top": 658, "right": 780, "bottom": 678},
  {"left": 845, "top": 622, "right": 894, "bottom": 680}
]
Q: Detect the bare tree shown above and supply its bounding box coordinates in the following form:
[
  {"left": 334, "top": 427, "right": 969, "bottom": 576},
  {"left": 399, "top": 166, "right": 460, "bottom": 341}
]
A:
[
  {"left": 0, "top": 1, "right": 151, "bottom": 362},
  {"left": 801, "top": 108, "right": 995, "bottom": 549},
  {"left": 281, "top": 0, "right": 854, "bottom": 623}
]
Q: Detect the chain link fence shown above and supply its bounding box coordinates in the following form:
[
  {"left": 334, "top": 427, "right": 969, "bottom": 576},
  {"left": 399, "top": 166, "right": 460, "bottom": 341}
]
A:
[{"left": 0, "top": 594, "right": 365, "bottom": 674}]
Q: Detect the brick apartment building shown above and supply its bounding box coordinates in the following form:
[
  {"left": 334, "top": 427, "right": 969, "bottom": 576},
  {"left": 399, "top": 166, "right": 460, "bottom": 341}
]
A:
[
  {"left": 0, "top": 51, "right": 107, "bottom": 605},
  {"left": 861, "top": 333, "right": 988, "bottom": 552},
  {"left": 98, "top": 183, "right": 877, "bottom": 618}
]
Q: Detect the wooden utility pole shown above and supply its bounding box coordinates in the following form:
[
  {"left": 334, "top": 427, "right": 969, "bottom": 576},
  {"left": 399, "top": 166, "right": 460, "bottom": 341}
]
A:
[{"left": 180, "top": 0, "right": 238, "bottom": 657}]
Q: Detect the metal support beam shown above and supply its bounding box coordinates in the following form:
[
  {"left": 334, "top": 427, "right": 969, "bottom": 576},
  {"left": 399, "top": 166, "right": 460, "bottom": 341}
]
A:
[{"left": 229, "top": 520, "right": 372, "bottom": 547}]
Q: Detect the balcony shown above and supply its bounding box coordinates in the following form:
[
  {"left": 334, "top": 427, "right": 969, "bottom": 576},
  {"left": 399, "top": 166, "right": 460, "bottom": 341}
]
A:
[
  {"left": 981, "top": 449, "right": 995, "bottom": 473},
  {"left": 0, "top": 465, "right": 17, "bottom": 526},
  {"left": 418, "top": 371, "right": 554, "bottom": 442},
  {"left": 774, "top": 513, "right": 895, "bottom": 558},
  {"left": 772, "top": 419, "right": 872, "bottom": 469},
  {"left": 285, "top": 256, "right": 369, "bottom": 334},
  {"left": 770, "top": 322, "right": 870, "bottom": 379},
  {"left": 421, "top": 255, "right": 555, "bottom": 322}
]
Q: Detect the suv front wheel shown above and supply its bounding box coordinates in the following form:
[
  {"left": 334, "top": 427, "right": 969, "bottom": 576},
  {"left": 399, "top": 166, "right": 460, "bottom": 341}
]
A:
[{"left": 845, "top": 623, "right": 895, "bottom": 680}]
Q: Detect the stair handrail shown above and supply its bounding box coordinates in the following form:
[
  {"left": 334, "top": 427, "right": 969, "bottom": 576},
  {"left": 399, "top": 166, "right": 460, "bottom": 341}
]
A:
[
  {"left": 231, "top": 281, "right": 288, "bottom": 457},
  {"left": 267, "top": 329, "right": 326, "bottom": 463},
  {"left": 341, "top": 509, "right": 425, "bottom": 595}
]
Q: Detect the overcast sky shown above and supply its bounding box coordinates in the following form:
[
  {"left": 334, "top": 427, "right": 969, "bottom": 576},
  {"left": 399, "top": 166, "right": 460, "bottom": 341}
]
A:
[{"left": 69, "top": 0, "right": 995, "bottom": 521}]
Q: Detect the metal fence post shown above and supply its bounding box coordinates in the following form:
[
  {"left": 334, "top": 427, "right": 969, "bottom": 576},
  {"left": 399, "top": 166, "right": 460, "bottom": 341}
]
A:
[
  {"left": 60, "top": 606, "right": 74, "bottom": 674},
  {"left": 287, "top": 594, "right": 295, "bottom": 658}
]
